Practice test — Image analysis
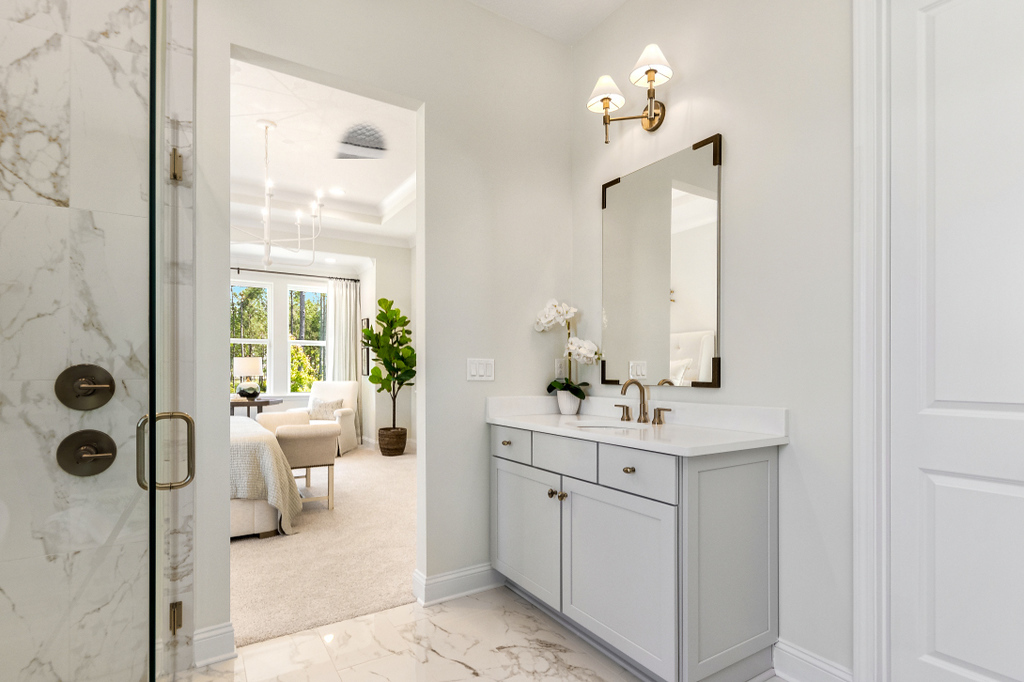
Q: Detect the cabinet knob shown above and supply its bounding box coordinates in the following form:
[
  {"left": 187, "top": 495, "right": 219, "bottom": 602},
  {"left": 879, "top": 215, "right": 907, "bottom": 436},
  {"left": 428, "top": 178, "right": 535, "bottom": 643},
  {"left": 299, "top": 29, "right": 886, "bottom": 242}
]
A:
[
  {"left": 557, "top": 491, "right": 568, "bottom": 501},
  {"left": 548, "top": 488, "right": 557, "bottom": 498},
  {"left": 623, "top": 466, "right": 636, "bottom": 474},
  {"left": 501, "top": 440, "right": 512, "bottom": 446}
]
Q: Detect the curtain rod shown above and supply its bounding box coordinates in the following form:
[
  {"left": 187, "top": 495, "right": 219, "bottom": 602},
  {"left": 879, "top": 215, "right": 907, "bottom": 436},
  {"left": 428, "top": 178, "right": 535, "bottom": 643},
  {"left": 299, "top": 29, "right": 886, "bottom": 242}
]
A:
[{"left": 231, "top": 267, "right": 360, "bottom": 283}]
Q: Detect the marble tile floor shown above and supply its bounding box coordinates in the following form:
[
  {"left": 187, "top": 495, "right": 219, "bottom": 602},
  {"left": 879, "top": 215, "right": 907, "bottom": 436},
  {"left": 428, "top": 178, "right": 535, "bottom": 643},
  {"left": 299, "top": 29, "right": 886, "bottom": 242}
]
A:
[{"left": 171, "top": 586, "right": 781, "bottom": 682}]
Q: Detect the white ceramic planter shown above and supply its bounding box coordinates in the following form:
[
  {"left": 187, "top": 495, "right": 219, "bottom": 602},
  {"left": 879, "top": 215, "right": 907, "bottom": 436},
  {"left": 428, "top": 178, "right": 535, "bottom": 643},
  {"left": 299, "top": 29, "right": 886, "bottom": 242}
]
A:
[{"left": 557, "top": 390, "right": 581, "bottom": 415}]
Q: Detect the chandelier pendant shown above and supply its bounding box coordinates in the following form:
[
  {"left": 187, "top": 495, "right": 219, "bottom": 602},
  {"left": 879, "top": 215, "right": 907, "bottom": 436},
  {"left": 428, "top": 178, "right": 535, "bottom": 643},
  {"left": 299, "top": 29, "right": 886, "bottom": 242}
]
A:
[{"left": 233, "top": 119, "right": 324, "bottom": 267}]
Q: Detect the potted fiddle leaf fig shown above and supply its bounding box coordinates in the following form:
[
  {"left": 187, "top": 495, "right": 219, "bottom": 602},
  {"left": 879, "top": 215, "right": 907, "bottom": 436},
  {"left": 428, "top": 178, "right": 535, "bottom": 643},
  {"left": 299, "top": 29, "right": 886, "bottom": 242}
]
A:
[{"left": 362, "top": 298, "right": 416, "bottom": 456}]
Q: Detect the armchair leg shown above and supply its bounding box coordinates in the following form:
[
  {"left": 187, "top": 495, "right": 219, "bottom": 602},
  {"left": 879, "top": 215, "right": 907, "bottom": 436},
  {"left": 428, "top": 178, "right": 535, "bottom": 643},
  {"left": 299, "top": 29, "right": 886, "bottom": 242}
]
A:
[
  {"left": 305, "top": 467, "right": 311, "bottom": 487},
  {"left": 327, "top": 464, "right": 334, "bottom": 510}
]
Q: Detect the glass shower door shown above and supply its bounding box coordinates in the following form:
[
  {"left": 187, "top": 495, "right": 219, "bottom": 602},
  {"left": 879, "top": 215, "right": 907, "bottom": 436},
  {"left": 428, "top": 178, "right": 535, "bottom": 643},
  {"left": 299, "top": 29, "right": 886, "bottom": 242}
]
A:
[{"left": 148, "top": 0, "right": 198, "bottom": 677}]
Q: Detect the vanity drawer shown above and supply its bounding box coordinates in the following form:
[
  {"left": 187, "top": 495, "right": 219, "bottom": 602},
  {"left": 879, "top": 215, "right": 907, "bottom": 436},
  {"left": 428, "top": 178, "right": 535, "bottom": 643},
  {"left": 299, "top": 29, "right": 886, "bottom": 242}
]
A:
[
  {"left": 533, "top": 433, "right": 597, "bottom": 482},
  {"left": 492, "top": 426, "right": 532, "bottom": 464},
  {"left": 598, "top": 444, "right": 678, "bottom": 505}
]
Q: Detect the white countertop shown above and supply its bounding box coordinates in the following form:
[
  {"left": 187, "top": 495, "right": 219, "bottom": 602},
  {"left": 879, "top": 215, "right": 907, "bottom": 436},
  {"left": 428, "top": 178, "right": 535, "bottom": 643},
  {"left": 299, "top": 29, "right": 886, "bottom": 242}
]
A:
[{"left": 486, "top": 412, "right": 789, "bottom": 458}]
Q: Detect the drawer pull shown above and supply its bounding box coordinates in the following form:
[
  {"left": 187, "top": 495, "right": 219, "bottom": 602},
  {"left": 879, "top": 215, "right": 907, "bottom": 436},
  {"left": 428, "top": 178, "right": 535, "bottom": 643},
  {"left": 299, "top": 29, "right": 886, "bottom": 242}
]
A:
[
  {"left": 623, "top": 466, "right": 636, "bottom": 474},
  {"left": 548, "top": 488, "right": 557, "bottom": 498},
  {"left": 557, "top": 491, "right": 568, "bottom": 501},
  {"left": 501, "top": 440, "right": 512, "bottom": 446}
]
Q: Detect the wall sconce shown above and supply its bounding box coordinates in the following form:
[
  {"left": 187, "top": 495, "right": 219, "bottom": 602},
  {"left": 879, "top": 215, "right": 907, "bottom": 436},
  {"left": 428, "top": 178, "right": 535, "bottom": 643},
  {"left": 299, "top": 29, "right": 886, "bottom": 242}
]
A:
[{"left": 588, "top": 44, "right": 673, "bottom": 144}]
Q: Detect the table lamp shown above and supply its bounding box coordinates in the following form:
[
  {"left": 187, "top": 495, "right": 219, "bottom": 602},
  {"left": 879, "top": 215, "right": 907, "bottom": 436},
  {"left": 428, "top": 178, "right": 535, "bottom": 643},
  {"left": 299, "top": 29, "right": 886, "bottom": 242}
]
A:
[{"left": 233, "top": 357, "right": 264, "bottom": 399}]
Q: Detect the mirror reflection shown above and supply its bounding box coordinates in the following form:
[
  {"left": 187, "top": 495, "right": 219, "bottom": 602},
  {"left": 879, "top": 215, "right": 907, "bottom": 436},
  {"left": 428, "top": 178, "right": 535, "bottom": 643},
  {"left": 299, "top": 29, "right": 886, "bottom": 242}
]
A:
[{"left": 601, "top": 136, "right": 721, "bottom": 387}]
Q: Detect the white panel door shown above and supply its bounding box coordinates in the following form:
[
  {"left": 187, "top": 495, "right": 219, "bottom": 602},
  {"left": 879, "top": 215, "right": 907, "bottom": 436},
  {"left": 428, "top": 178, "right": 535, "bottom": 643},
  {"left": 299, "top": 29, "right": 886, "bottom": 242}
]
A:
[
  {"left": 890, "top": 1, "right": 1024, "bottom": 680},
  {"left": 490, "top": 458, "right": 562, "bottom": 610},
  {"left": 561, "top": 477, "right": 677, "bottom": 682}
]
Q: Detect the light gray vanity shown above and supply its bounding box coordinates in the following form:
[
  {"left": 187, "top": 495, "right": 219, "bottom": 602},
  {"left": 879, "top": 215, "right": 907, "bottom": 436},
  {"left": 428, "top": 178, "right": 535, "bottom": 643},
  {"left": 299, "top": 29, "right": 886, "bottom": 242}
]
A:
[{"left": 486, "top": 397, "right": 787, "bottom": 682}]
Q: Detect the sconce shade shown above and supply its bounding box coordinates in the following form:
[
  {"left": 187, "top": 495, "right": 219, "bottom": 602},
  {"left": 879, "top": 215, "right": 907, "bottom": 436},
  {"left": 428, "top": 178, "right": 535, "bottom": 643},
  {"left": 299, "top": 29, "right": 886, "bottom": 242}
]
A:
[
  {"left": 629, "top": 44, "right": 673, "bottom": 87},
  {"left": 587, "top": 75, "right": 626, "bottom": 113},
  {"left": 233, "top": 356, "right": 264, "bottom": 378}
]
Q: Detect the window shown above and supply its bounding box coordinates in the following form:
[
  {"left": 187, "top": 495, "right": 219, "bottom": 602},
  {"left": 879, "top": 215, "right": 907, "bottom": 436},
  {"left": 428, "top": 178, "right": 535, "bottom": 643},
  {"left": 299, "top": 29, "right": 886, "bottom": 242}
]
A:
[
  {"left": 288, "top": 288, "right": 327, "bottom": 392},
  {"left": 229, "top": 284, "right": 269, "bottom": 393},
  {"left": 228, "top": 279, "right": 332, "bottom": 395}
]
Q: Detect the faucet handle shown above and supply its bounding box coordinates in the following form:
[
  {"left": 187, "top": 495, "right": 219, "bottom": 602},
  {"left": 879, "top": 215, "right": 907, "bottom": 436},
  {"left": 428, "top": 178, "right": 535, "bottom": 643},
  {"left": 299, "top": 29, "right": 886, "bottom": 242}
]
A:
[
  {"left": 652, "top": 407, "right": 672, "bottom": 425},
  {"left": 614, "top": 404, "right": 632, "bottom": 422}
]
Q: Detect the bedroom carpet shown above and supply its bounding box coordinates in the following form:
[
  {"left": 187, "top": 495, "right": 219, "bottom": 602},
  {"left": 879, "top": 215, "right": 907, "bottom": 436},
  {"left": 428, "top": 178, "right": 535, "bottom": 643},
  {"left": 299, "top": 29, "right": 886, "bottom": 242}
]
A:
[{"left": 230, "top": 446, "right": 417, "bottom": 647}]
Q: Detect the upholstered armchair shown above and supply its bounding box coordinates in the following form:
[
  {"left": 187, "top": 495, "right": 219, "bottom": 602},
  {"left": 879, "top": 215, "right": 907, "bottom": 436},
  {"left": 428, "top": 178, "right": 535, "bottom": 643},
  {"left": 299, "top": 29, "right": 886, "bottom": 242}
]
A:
[
  {"left": 287, "top": 380, "right": 359, "bottom": 455},
  {"left": 256, "top": 411, "right": 341, "bottom": 509}
]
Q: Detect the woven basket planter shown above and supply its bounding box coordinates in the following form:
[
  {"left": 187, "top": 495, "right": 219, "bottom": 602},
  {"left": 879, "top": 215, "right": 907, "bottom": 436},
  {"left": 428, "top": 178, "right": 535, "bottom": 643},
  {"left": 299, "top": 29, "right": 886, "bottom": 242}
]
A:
[{"left": 378, "top": 427, "right": 408, "bottom": 456}]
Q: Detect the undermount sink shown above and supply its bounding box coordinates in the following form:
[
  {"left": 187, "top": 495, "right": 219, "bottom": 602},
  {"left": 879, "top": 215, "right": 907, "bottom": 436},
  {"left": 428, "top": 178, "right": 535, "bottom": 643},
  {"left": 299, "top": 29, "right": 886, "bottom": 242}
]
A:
[{"left": 574, "top": 420, "right": 650, "bottom": 430}]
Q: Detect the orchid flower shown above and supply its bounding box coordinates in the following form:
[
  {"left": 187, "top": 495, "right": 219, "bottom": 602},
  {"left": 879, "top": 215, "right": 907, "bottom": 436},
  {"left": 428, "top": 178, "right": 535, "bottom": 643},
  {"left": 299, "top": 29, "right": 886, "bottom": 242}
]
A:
[{"left": 534, "top": 299, "right": 577, "bottom": 332}]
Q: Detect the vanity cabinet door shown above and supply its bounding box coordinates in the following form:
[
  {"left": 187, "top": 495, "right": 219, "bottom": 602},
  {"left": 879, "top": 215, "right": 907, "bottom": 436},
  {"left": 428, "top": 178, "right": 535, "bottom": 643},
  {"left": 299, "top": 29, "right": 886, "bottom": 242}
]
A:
[
  {"left": 561, "top": 477, "right": 678, "bottom": 682},
  {"left": 491, "top": 457, "right": 562, "bottom": 610}
]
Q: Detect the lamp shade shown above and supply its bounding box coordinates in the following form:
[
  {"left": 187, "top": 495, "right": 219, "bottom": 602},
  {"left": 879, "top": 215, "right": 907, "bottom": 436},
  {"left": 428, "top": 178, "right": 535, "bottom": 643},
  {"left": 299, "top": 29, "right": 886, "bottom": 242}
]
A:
[
  {"left": 233, "top": 356, "right": 264, "bottom": 378},
  {"left": 587, "top": 75, "right": 626, "bottom": 113},
  {"left": 629, "top": 44, "right": 673, "bottom": 87}
]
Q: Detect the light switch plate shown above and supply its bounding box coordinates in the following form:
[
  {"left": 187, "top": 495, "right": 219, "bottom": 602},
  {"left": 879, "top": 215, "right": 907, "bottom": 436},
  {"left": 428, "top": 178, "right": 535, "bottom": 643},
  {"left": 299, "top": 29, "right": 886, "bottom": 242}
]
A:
[
  {"left": 467, "top": 358, "right": 495, "bottom": 381},
  {"left": 629, "top": 361, "right": 647, "bottom": 380},
  {"left": 554, "top": 358, "right": 567, "bottom": 378}
]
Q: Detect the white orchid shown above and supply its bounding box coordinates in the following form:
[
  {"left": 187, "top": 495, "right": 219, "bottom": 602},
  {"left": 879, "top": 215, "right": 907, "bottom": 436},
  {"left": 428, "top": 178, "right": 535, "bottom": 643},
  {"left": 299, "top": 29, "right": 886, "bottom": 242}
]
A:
[
  {"left": 554, "top": 301, "right": 577, "bottom": 325},
  {"left": 536, "top": 299, "right": 593, "bottom": 396},
  {"left": 534, "top": 308, "right": 556, "bottom": 332},
  {"left": 534, "top": 299, "right": 577, "bottom": 332},
  {"left": 565, "top": 337, "right": 600, "bottom": 365}
]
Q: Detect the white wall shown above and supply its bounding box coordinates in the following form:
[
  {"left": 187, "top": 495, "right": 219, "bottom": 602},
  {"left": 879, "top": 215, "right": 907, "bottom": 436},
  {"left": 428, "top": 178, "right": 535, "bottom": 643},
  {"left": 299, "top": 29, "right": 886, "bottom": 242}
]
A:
[
  {"left": 570, "top": 0, "right": 853, "bottom": 670},
  {"left": 196, "top": 0, "right": 573, "bottom": 637}
]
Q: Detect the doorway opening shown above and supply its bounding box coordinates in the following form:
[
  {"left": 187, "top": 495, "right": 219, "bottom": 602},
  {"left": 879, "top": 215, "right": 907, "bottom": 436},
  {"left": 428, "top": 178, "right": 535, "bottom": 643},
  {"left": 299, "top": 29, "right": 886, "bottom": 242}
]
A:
[{"left": 225, "top": 57, "right": 421, "bottom": 647}]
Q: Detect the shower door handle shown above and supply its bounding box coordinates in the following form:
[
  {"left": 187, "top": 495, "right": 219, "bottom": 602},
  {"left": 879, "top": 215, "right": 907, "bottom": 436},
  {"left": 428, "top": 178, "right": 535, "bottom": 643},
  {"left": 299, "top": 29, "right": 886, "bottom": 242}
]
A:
[{"left": 136, "top": 412, "right": 196, "bottom": 491}]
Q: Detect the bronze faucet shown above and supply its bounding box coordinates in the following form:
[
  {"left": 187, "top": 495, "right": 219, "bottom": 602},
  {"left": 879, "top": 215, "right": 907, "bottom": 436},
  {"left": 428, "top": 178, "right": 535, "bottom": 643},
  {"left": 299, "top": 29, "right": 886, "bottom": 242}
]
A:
[{"left": 620, "top": 379, "right": 649, "bottom": 423}]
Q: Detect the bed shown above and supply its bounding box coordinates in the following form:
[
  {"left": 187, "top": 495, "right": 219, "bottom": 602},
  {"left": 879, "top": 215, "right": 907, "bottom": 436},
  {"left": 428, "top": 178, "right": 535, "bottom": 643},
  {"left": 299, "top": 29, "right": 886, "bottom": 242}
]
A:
[{"left": 229, "top": 416, "right": 303, "bottom": 537}]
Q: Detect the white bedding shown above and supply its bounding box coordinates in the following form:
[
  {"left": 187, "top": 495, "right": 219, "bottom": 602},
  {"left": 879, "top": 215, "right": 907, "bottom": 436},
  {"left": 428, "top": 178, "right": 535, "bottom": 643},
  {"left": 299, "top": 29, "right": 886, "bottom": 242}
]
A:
[{"left": 229, "top": 416, "right": 303, "bottom": 534}]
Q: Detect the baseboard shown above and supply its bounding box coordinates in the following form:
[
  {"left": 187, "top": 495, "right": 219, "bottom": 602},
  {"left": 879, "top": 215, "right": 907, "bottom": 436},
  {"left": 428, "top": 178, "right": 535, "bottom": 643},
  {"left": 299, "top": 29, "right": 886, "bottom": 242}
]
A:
[
  {"left": 773, "top": 639, "right": 852, "bottom": 682},
  {"left": 747, "top": 671, "right": 777, "bottom": 682},
  {"left": 194, "top": 622, "right": 237, "bottom": 668},
  {"left": 413, "top": 563, "right": 505, "bottom": 606}
]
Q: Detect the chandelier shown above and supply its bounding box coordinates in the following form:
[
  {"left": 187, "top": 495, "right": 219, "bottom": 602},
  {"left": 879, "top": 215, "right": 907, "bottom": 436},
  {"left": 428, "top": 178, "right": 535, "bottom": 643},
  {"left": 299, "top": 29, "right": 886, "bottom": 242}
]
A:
[{"left": 233, "top": 119, "right": 324, "bottom": 267}]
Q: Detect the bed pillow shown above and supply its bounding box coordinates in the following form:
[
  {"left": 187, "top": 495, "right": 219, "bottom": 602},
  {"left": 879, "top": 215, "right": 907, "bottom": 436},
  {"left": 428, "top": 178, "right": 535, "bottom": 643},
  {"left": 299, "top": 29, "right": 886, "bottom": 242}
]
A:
[{"left": 309, "top": 397, "right": 345, "bottom": 421}]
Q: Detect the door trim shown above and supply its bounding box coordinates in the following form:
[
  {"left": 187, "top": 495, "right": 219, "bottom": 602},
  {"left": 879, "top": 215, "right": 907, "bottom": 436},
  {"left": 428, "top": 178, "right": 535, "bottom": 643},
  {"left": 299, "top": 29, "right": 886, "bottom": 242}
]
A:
[{"left": 852, "top": 0, "right": 891, "bottom": 680}]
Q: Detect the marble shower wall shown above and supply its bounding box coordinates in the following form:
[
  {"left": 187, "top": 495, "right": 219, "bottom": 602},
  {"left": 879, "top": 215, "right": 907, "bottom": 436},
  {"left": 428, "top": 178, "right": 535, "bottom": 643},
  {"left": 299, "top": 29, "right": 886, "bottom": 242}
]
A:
[{"left": 0, "top": 0, "right": 197, "bottom": 679}]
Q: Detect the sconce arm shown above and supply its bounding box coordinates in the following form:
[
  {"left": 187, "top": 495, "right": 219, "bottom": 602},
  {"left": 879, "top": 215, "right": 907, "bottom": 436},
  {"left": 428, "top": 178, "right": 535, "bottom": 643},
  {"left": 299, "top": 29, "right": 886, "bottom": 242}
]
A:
[{"left": 608, "top": 113, "right": 650, "bottom": 123}]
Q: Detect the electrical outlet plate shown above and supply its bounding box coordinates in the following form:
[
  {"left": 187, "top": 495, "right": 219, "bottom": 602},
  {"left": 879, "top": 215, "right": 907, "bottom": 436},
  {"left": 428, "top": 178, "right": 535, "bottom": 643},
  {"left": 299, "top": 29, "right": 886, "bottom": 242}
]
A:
[
  {"left": 467, "top": 358, "right": 495, "bottom": 381},
  {"left": 554, "top": 358, "right": 567, "bottom": 378},
  {"left": 629, "top": 361, "right": 648, "bottom": 380}
]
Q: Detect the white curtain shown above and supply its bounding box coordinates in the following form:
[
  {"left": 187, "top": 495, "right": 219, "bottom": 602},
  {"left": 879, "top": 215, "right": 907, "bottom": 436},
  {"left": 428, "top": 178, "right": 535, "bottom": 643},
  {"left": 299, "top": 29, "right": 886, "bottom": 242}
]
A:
[{"left": 327, "top": 278, "right": 362, "bottom": 442}]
